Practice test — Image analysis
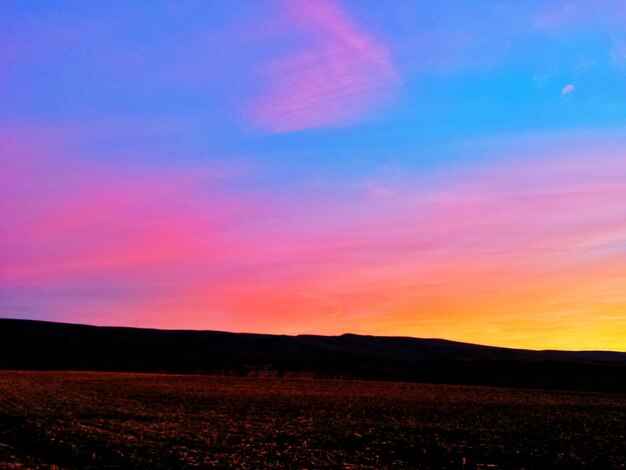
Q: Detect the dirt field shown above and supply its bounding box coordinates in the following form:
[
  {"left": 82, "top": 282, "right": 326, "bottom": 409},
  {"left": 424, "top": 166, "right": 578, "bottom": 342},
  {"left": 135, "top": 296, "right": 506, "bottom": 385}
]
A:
[{"left": 0, "top": 372, "right": 624, "bottom": 469}]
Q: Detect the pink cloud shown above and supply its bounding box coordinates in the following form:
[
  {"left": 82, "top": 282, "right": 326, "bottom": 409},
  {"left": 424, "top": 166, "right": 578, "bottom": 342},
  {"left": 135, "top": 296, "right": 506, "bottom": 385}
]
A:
[
  {"left": 248, "top": 0, "right": 398, "bottom": 133},
  {"left": 561, "top": 83, "right": 574, "bottom": 95}
]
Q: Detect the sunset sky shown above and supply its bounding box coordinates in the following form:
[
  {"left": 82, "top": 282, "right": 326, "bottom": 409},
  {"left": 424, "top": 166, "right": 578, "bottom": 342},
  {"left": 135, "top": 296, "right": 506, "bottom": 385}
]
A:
[{"left": 2, "top": 1, "right": 626, "bottom": 351}]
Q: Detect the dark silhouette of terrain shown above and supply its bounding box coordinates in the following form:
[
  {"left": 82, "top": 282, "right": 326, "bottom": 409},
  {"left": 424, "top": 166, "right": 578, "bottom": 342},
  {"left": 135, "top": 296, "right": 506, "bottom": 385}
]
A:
[{"left": 1, "top": 318, "right": 625, "bottom": 392}]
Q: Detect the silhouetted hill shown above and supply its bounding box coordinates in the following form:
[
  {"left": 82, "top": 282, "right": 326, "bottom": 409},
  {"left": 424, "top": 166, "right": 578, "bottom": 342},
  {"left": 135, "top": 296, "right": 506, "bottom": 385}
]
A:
[{"left": 1, "top": 319, "right": 625, "bottom": 392}]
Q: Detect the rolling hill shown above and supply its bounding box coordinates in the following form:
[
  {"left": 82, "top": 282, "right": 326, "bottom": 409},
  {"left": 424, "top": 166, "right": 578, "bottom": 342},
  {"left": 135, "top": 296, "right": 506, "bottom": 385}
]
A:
[{"left": 1, "top": 318, "right": 624, "bottom": 392}]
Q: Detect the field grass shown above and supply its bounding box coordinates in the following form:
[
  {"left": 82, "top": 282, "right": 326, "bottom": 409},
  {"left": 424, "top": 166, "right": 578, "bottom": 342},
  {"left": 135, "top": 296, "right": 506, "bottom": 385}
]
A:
[{"left": 0, "top": 372, "right": 624, "bottom": 469}]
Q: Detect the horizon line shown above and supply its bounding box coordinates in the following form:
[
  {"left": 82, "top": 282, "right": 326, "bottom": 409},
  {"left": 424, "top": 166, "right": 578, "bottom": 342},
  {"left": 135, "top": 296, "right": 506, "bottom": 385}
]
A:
[{"left": 3, "top": 316, "right": 625, "bottom": 354}]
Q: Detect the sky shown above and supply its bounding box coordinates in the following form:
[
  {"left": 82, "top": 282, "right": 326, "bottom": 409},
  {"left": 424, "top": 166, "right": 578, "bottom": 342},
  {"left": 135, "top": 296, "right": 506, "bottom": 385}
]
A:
[{"left": 1, "top": 1, "right": 626, "bottom": 351}]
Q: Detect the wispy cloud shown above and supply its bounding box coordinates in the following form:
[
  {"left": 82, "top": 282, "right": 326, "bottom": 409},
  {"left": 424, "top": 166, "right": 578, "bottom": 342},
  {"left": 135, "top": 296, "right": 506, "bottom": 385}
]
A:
[
  {"left": 0, "top": 126, "right": 261, "bottom": 325},
  {"left": 3, "top": 125, "right": 626, "bottom": 349},
  {"left": 248, "top": 0, "right": 398, "bottom": 133},
  {"left": 148, "top": 147, "right": 626, "bottom": 348}
]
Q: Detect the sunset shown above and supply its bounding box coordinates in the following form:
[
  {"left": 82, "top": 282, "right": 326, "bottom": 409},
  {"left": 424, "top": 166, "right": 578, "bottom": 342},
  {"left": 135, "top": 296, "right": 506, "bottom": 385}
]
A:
[
  {"left": 1, "top": 2, "right": 625, "bottom": 468},
  {"left": 2, "top": 1, "right": 625, "bottom": 351}
]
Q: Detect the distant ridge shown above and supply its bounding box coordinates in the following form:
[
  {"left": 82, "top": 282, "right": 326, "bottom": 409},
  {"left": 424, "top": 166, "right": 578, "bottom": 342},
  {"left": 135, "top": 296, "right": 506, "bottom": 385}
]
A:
[{"left": 1, "top": 318, "right": 625, "bottom": 392}]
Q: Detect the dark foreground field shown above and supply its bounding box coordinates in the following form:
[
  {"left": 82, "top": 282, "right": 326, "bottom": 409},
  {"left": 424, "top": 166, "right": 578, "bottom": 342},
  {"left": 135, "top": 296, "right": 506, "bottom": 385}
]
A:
[{"left": 0, "top": 372, "right": 624, "bottom": 469}]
